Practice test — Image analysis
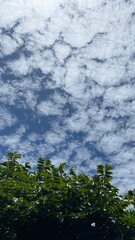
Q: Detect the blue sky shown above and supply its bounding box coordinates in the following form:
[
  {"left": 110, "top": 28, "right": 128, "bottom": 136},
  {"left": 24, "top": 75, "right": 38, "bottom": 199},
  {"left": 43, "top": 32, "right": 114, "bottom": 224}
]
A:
[{"left": 0, "top": 0, "right": 135, "bottom": 193}]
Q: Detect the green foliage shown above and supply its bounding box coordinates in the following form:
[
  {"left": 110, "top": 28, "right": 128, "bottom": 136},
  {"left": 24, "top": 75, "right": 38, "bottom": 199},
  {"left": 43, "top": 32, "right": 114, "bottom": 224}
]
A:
[{"left": 0, "top": 152, "right": 134, "bottom": 240}]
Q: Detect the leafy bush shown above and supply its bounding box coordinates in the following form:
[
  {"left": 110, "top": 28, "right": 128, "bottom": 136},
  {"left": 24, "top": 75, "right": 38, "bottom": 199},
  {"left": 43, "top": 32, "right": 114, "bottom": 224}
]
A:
[{"left": 0, "top": 152, "right": 134, "bottom": 240}]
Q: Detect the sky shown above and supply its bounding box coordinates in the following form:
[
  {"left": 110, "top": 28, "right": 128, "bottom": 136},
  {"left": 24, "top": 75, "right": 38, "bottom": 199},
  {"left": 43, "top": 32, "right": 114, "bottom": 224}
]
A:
[{"left": 0, "top": 0, "right": 135, "bottom": 193}]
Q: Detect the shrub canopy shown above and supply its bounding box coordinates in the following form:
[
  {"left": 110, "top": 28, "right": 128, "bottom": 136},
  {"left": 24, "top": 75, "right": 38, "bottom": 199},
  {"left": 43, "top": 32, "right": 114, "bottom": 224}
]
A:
[{"left": 0, "top": 152, "right": 134, "bottom": 240}]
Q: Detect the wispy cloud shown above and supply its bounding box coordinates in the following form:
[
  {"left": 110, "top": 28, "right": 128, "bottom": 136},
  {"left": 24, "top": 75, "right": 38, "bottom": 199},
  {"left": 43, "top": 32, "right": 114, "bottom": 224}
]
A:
[{"left": 0, "top": 107, "right": 17, "bottom": 130}]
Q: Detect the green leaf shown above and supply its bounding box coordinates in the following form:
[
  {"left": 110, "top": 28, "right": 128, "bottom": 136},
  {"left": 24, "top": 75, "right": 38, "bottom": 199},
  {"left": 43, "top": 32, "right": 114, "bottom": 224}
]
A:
[{"left": 8, "top": 152, "right": 21, "bottom": 161}]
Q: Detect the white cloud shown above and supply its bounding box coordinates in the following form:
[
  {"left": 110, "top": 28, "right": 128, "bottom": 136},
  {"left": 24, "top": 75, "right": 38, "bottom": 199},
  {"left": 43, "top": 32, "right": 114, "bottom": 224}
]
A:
[
  {"left": 33, "top": 50, "right": 55, "bottom": 74},
  {"left": 37, "top": 100, "right": 62, "bottom": 116},
  {"left": 9, "top": 55, "right": 31, "bottom": 75},
  {"left": 104, "top": 84, "right": 135, "bottom": 105},
  {"left": 0, "top": 35, "right": 19, "bottom": 56},
  {"left": 97, "top": 133, "right": 124, "bottom": 155},
  {"left": 0, "top": 107, "right": 17, "bottom": 131},
  {"left": 95, "top": 119, "right": 117, "bottom": 133},
  {"left": 64, "top": 60, "right": 87, "bottom": 97},
  {"left": 53, "top": 43, "right": 71, "bottom": 63},
  {"left": 45, "top": 130, "right": 66, "bottom": 145},
  {"left": 0, "top": 82, "right": 16, "bottom": 105},
  {"left": 0, "top": 0, "right": 63, "bottom": 29},
  {"left": 65, "top": 111, "right": 88, "bottom": 132},
  {"left": 87, "top": 61, "right": 125, "bottom": 87}
]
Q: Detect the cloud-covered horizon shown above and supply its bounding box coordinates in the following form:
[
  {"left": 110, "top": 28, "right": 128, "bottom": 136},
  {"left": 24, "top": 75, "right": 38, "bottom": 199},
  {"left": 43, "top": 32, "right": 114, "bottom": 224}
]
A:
[{"left": 0, "top": 0, "right": 135, "bottom": 193}]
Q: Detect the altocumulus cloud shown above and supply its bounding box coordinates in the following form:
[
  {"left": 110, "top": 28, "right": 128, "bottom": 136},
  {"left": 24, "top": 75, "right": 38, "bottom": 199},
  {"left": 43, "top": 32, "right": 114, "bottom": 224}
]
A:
[{"left": 0, "top": 0, "right": 135, "bottom": 192}]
